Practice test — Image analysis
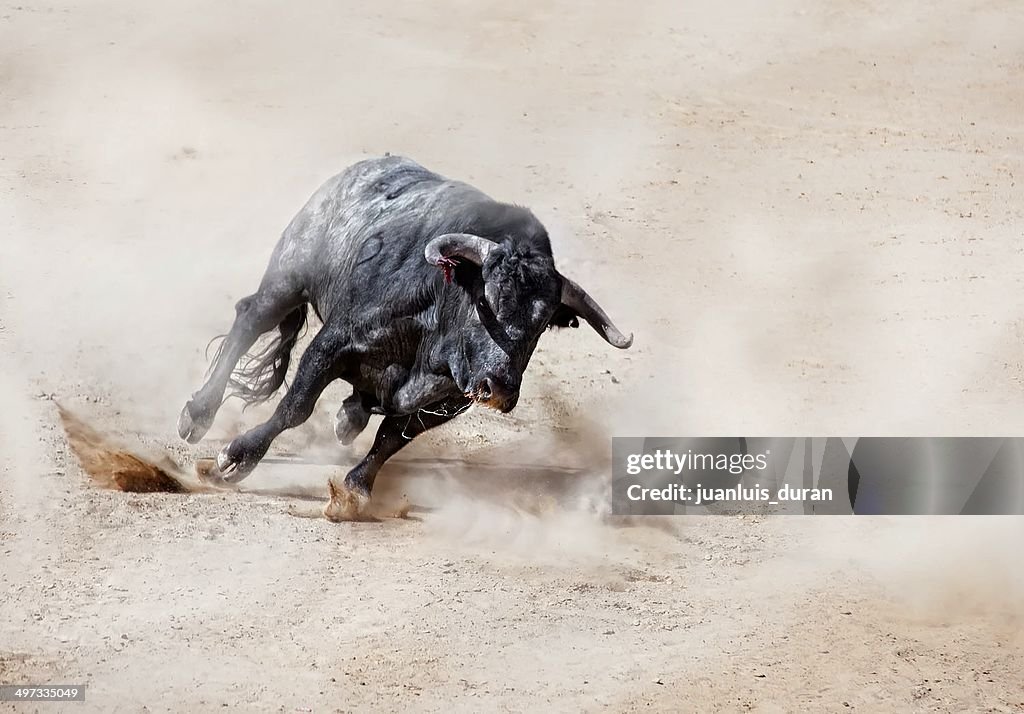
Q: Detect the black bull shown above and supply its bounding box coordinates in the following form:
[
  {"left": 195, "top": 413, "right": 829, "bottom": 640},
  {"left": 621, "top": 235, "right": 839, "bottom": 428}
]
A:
[{"left": 177, "top": 155, "right": 632, "bottom": 514}]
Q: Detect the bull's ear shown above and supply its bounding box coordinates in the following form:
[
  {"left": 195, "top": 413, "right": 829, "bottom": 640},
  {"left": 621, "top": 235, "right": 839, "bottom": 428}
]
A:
[
  {"left": 548, "top": 304, "right": 580, "bottom": 329},
  {"left": 558, "top": 275, "right": 633, "bottom": 349}
]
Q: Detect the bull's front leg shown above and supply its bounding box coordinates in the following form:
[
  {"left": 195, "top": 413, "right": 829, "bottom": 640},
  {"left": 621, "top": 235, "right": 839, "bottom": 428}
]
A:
[
  {"left": 335, "top": 390, "right": 371, "bottom": 445},
  {"left": 323, "top": 396, "right": 468, "bottom": 521}
]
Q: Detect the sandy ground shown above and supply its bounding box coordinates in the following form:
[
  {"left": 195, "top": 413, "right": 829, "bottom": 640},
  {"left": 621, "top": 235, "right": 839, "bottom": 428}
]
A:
[{"left": 2, "top": 0, "right": 1024, "bottom": 711}]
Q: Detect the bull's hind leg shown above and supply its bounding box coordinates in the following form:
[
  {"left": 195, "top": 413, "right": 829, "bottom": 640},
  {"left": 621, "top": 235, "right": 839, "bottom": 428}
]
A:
[
  {"left": 323, "top": 401, "right": 464, "bottom": 520},
  {"left": 178, "top": 279, "right": 304, "bottom": 444},
  {"left": 213, "top": 327, "right": 346, "bottom": 481}
]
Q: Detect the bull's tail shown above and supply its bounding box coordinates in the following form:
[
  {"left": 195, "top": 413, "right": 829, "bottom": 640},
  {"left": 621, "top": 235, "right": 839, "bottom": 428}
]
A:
[{"left": 226, "top": 303, "right": 309, "bottom": 406}]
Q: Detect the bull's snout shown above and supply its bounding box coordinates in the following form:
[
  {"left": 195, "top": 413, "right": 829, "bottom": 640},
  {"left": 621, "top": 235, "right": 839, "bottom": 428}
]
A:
[{"left": 475, "top": 375, "right": 519, "bottom": 413}]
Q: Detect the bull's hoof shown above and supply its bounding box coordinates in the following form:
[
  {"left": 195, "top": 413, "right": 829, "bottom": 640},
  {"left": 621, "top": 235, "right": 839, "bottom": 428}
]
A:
[
  {"left": 334, "top": 415, "right": 364, "bottom": 446},
  {"left": 324, "top": 480, "right": 371, "bottom": 522},
  {"left": 177, "top": 401, "right": 214, "bottom": 444},
  {"left": 211, "top": 443, "right": 257, "bottom": 483}
]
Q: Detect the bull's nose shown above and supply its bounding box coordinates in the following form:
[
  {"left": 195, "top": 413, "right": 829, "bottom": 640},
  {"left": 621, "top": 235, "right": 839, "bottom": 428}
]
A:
[
  {"left": 477, "top": 376, "right": 519, "bottom": 413},
  {"left": 477, "top": 377, "right": 497, "bottom": 400}
]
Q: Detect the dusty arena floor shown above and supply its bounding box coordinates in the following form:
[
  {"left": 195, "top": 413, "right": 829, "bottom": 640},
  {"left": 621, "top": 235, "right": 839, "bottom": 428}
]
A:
[{"left": 2, "top": 0, "right": 1023, "bottom": 710}]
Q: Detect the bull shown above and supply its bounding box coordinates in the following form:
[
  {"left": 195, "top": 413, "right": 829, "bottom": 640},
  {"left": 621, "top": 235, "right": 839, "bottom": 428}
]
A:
[{"left": 177, "top": 155, "right": 632, "bottom": 516}]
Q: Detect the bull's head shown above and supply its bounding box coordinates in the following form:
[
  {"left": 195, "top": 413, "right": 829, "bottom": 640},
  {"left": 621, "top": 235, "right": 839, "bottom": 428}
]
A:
[{"left": 425, "top": 232, "right": 632, "bottom": 412}]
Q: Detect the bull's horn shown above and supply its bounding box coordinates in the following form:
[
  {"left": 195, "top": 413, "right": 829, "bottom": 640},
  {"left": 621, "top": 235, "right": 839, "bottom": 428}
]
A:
[
  {"left": 559, "top": 275, "right": 633, "bottom": 349},
  {"left": 425, "top": 233, "right": 495, "bottom": 267}
]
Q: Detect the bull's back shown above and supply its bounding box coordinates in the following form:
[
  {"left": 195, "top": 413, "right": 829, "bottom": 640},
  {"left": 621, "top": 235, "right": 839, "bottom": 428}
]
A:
[
  {"left": 284, "top": 156, "right": 485, "bottom": 318},
  {"left": 313, "top": 155, "right": 443, "bottom": 242}
]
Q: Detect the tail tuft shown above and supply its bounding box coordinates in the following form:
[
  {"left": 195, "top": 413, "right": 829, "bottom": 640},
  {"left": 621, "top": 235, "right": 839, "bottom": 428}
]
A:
[{"left": 228, "top": 304, "right": 309, "bottom": 406}]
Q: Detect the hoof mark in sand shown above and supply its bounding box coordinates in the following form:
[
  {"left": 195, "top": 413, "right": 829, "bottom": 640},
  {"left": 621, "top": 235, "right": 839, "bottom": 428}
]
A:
[{"left": 59, "top": 404, "right": 198, "bottom": 493}]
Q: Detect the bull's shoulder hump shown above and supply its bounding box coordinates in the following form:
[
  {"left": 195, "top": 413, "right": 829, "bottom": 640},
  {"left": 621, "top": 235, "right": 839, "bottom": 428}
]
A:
[
  {"left": 323, "top": 156, "right": 445, "bottom": 201},
  {"left": 343, "top": 155, "right": 438, "bottom": 183}
]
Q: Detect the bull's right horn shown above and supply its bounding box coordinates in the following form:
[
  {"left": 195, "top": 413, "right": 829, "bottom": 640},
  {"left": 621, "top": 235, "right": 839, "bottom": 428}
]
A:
[{"left": 424, "top": 233, "right": 495, "bottom": 267}]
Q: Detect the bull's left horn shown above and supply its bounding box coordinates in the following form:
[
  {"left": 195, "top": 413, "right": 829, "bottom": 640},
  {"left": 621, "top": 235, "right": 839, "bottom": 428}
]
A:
[
  {"left": 424, "top": 233, "right": 495, "bottom": 267},
  {"left": 559, "top": 275, "right": 633, "bottom": 349}
]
